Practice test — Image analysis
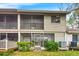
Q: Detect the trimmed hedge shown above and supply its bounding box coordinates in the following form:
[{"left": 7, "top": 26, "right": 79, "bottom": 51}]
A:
[
  {"left": 44, "top": 40, "right": 58, "bottom": 51},
  {"left": 17, "top": 42, "right": 32, "bottom": 52}
]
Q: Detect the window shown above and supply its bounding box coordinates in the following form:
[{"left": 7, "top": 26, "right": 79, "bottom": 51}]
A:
[
  {"left": 72, "top": 34, "right": 79, "bottom": 42},
  {"left": 44, "top": 33, "right": 54, "bottom": 41},
  {"left": 51, "top": 15, "right": 60, "bottom": 23},
  {"left": 21, "top": 15, "right": 31, "bottom": 20},
  {"left": 20, "top": 15, "right": 44, "bottom": 29},
  {"left": 6, "top": 15, "right": 17, "bottom": 22},
  {"left": 0, "top": 15, "right": 4, "bottom": 22},
  {"left": 32, "top": 15, "right": 44, "bottom": 20},
  {"left": 31, "top": 15, "right": 44, "bottom": 23}
]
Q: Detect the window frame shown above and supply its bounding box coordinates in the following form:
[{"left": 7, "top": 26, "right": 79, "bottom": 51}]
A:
[{"left": 51, "top": 15, "right": 60, "bottom": 23}]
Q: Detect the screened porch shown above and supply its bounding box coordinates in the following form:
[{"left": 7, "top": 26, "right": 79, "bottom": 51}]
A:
[
  {"left": 20, "top": 15, "right": 44, "bottom": 30},
  {"left": 20, "top": 33, "right": 54, "bottom": 47},
  {"left": 0, "top": 14, "right": 17, "bottom": 29},
  {"left": 0, "top": 33, "right": 18, "bottom": 50}
]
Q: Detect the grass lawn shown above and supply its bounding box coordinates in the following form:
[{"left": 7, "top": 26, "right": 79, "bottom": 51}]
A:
[{"left": 11, "top": 51, "right": 79, "bottom": 56}]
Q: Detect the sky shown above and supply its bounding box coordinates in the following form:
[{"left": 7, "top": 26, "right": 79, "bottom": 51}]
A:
[{"left": 0, "top": 3, "right": 72, "bottom": 11}]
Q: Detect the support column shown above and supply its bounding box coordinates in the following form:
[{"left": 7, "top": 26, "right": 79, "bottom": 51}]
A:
[
  {"left": 18, "top": 14, "right": 20, "bottom": 42},
  {"left": 64, "top": 33, "right": 66, "bottom": 41},
  {"left": 5, "top": 33, "right": 8, "bottom": 50},
  {"left": 18, "top": 32, "right": 20, "bottom": 42},
  {"left": 30, "top": 33, "right": 32, "bottom": 47},
  {"left": 43, "top": 32, "right": 44, "bottom": 47},
  {"left": 65, "top": 33, "right": 69, "bottom": 46}
]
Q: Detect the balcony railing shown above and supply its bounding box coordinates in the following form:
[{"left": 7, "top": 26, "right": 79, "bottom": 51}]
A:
[
  {"left": 67, "top": 25, "right": 79, "bottom": 31},
  {"left": 21, "top": 23, "right": 44, "bottom": 30},
  {"left": 0, "top": 22, "right": 17, "bottom": 29},
  {"left": 0, "top": 22, "right": 44, "bottom": 29},
  {"left": 0, "top": 22, "right": 5, "bottom": 29},
  {"left": 0, "top": 40, "right": 6, "bottom": 49},
  {"left": 6, "top": 22, "right": 17, "bottom": 29}
]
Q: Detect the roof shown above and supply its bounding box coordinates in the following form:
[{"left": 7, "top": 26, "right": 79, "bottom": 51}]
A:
[
  {"left": 0, "top": 8, "right": 68, "bottom": 14},
  {"left": 0, "top": 8, "right": 17, "bottom": 14},
  {"left": 0, "top": 8, "right": 17, "bottom": 12},
  {"left": 17, "top": 10, "right": 68, "bottom": 14}
]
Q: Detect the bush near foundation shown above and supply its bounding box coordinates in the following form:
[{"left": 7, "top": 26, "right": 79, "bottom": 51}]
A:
[
  {"left": 0, "top": 50, "right": 14, "bottom": 56},
  {"left": 44, "top": 40, "right": 58, "bottom": 51},
  {"left": 17, "top": 42, "right": 32, "bottom": 52}
]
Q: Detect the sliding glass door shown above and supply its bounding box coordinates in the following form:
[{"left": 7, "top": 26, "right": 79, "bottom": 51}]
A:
[{"left": 21, "top": 33, "right": 54, "bottom": 47}]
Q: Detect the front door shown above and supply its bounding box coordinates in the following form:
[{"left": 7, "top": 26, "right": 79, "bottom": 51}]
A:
[{"left": 35, "top": 37, "right": 41, "bottom": 46}]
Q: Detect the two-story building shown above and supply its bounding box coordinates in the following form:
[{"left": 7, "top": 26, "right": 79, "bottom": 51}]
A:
[{"left": 0, "top": 9, "right": 68, "bottom": 50}]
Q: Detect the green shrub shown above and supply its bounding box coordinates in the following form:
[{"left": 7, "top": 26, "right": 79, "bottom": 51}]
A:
[
  {"left": 7, "top": 49, "right": 15, "bottom": 54},
  {"left": 0, "top": 52, "right": 9, "bottom": 56},
  {"left": 17, "top": 42, "right": 32, "bottom": 52},
  {"left": 44, "top": 40, "right": 58, "bottom": 51},
  {"left": 0, "top": 50, "right": 15, "bottom": 56}
]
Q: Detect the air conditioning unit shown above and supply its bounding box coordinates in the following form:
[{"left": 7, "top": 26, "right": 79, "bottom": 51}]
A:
[
  {"left": 70, "top": 41, "right": 79, "bottom": 50},
  {"left": 59, "top": 41, "right": 69, "bottom": 50},
  {"left": 70, "top": 41, "right": 77, "bottom": 48}
]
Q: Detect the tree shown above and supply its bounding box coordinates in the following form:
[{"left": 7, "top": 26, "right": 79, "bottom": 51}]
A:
[
  {"left": 66, "top": 3, "right": 79, "bottom": 12},
  {"left": 67, "top": 11, "right": 77, "bottom": 28}
]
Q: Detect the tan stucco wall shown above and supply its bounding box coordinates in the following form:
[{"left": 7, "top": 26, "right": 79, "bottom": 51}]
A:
[
  {"left": 75, "top": 9, "right": 79, "bottom": 14},
  {"left": 55, "top": 33, "right": 65, "bottom": 42},
  {"left": 44, "top": 15, "right": 66, "bottom": 32},
  {"left": 66, "top": 33, "right": 72, "bottom": 42}
]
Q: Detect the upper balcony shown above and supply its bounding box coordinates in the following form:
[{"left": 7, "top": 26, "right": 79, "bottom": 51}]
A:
[
  {"left": 0, "top": 14, "right": 17, "bottom": 29},
  {"left": 20, "top": 14, "right": 44, "bottom": 30},
  {"left": 67, "top": 25, "right": 79, "bottom": 33}
]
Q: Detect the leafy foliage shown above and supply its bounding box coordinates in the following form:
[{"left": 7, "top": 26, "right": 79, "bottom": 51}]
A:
[
  {"left": 0, "top": 50, "right": 15, "bottom": 56},
  {"left": 67, "top": 11, "right": 78, "bottom": 28},
  {"left": 44, "top": 40, "right": 58, "bottom": 51},
  {"left": 17, "top": 42, "right": 32, "bottom": 52},
  {"left": 67, "top": 13, "right": 76, "bottom": 26}
]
